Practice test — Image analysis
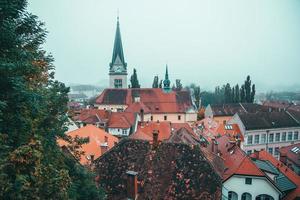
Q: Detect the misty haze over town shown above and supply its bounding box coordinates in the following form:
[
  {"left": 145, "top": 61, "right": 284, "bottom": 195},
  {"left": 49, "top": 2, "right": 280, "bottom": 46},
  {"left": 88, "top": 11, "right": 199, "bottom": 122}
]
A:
[
  {"left": 1, "top": 0, "right": 300, "bottom": 199},
  {"left": 28, "top": 0, "right": 300, "bottom": 92}
]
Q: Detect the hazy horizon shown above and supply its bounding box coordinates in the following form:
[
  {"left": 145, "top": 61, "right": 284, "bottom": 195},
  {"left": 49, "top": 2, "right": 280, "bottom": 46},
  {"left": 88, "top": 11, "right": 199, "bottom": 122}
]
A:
[{"left": 28, "top": 0, "right": 300, "bottom": 92}]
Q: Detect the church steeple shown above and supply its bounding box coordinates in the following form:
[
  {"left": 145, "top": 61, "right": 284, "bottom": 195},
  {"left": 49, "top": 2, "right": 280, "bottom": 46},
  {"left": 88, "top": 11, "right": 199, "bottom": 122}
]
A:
[
  {"left": 163, "top": 65, "right": 171, "bottom": 92},
  {"left": 110, "top": 16, "right": 127, "bottom": 69},
  {"left": 108, "top": 16, "right": 128, "bottom": 89}
]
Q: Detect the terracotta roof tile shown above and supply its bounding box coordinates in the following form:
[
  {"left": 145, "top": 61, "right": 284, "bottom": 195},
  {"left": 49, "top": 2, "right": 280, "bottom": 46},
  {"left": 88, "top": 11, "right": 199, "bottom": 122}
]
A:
[
  {"left": 216, "top": 135, "right": 264, "bottom": 180},
  {"left": 95, "top": 88, "right": 194, "bottom": 113},
  {"left": 58, "top": 125, "right": 118, "bottom": 165},
  {"left": 251, "top": 150, "right": 300, "bottom": 199},
  {"left": 130, "top": 121, "right": 172, "bottom": 141},
  {"left": 107, "top": 112, "right": 136, "bottom": 128}
]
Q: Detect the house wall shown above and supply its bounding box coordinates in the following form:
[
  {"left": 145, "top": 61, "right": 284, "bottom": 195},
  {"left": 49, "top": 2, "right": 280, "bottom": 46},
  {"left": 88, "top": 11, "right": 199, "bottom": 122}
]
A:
[
  {"left": 143, "top": 113, "right": 197, "bottom": 123},
  {"left": 204, "top": 105, "right": 213, "bottom": 118},
  {"left": 222, "top": 175, "right": 280, "bottom": 200},
  {"left": 213, "top": 116, "right": 232, "bottom": 125},
  {"left": 108, "top": 127, "right": 131, "bottom": 136},
  {"left": 241, "top": 128, "right": 300, "bottom": 158},
  {"left": 95, "top": 104, "right": 128, "bottom": 112}
]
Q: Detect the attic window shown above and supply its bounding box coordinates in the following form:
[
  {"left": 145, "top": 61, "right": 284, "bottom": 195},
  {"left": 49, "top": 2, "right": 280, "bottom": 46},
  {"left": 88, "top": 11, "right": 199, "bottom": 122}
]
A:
[
  {"left": 245, "top": 178, "right": 252, "bottom": 185},
  {"left": 225, "top": 125, "right": 233, "bottom": 130},
  {"left": 291, "top": 146, "right": 300, "bottom": 154},
  {"left": 155, "top": 106, "right": 159, "bottom": 111}
]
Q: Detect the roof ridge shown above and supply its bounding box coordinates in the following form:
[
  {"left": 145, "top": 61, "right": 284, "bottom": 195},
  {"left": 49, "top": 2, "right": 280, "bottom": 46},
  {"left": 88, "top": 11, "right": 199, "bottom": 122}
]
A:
[
  {"left": 239, "top": 103, "right": 247, "bottom": 113},
  {"left": 286, "top": 110, "right": 300, "bottom": 124}
]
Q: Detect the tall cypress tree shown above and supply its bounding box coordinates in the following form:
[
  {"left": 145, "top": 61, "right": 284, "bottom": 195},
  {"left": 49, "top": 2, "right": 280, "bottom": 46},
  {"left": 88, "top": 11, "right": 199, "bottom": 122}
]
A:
[
  {"left": 224, "top": 83, "right": 232, "bottom": 103},
  {"left": 244, "top": 75, "right": 251, "bottom": 103},
  {"left": 240, "top": 85, "right": 246, "bottom": 103},
  {"left": 130, "top": 68, "right": 140, "bottom": 88},
  {"left": 231, "top": 86, "right": 235, "bottom": 103},
  {"left": 251, "top": 84, "right": 256, "bottom": 103},
  {"left": 235, "top": 84, "right": 240, "bottom": 103}
]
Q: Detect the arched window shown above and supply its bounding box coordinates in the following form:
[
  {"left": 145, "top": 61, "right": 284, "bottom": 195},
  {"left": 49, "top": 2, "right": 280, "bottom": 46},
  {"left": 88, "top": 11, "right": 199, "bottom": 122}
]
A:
[
  {"left": 242, "top": 193, "right": 252, "bottom": 200},
  {"left": 228, "top": 191, "right": 238, "bottom": 200},
  {"left": 256, "top": 194, "right": 274, "bottom": 200}
]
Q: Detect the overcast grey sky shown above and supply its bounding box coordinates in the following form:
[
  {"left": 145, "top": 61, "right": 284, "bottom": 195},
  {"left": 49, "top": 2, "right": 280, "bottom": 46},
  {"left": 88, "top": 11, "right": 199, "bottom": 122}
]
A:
[{"left": 28, "top": 0, "right": 300, "bottom": 92}]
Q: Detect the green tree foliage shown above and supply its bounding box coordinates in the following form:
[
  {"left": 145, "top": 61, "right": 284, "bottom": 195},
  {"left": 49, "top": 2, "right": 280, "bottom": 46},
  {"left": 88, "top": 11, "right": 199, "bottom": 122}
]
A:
[
  {"left": 240, "top": 85, "right": 246, "bottom": 103},
  {"left": 152, "top": 75, "right": 159, "bottom": 88},
  {"left": 251, "top": 84, "right": 256, "bottom": 103},
  {"left": 224, "top": 83, "right": 232, "bottom": 103},
  {"left": 175, "top": 79, "right": 183, "bottom": 91},
  {"left": 159, "top": 80, "right": 163, "bottom": 88},
  {"left": 0, "top": 1, "right": 104, "bottom": 199},
  {"left": 130, "top": 68, "right": 140, "bottom": 88},
  {"left": 235, "top": 84, "right": 240, "bottom": 103},
  {"left": 244, "top": 75, "right": 252, "bottom": 103}
]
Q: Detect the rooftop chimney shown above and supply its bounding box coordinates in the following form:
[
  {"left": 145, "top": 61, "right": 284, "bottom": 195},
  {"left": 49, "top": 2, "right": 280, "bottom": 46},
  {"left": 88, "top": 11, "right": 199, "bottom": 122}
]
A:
[
  {"left": 100, "top": 143, "right": 108, "bottom": 155},
  {"left": 90, "top": 154, "right": 94, "bottom": 163},
  {"left": 253, "top": 150, "right": 259, "bottom": 159},
  {"left": 140, "top": 109, "right": 144, "bottom": 123},
  {"left": 126, "top": 171, "right": 138, "bottom": 200},
  {"left": 152, "top": 129, "right": 159, "bottom": 149},
  {"left": 236, "top": 138, "right": 241, "bottom": 148},
  {"left": 279, "top": 152, "right": 287, "bottom": 165},
  {"left": 211, "top": 138, "right": 218, "bottom": 153}
]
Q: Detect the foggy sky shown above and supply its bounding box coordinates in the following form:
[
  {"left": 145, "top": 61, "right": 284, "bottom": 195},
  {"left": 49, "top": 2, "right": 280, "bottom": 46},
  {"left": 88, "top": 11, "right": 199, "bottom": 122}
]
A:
[{"left": 28, "top": 0, "right": 300, "bottom": 92}]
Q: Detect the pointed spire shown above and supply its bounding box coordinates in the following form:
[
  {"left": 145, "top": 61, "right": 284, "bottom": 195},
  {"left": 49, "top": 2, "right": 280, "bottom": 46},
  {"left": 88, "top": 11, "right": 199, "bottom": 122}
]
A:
[
  {"left": 165, "top": 65, "right": 169, "bottom": 80},
  {"left": 110, "top": 16, "right": 126, "bottom": 68},
  {"left": 163, "top": 64, "right": 171, "bottom": 91}
]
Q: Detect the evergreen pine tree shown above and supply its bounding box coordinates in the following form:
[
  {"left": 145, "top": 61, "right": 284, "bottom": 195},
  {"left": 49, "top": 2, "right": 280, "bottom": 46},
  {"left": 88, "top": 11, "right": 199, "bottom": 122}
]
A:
[
  {"left": 152, "top": 76, "right": 159, "bottom": 88},
  {"left": 0, "top": 1, "right": 104, "bottom": 199},
  {"left": 130, "top": 68, "right": 140, "bottom": 88}
]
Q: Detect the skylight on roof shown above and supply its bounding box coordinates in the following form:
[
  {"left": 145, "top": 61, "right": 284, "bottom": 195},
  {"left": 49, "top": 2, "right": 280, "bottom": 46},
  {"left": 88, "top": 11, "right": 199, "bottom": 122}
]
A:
[
  {"left": 291, "top": 146, "right": 300, "bottom": 154},
  {"left": 225, "top": 125, "right": 233, "bottom": 130}
]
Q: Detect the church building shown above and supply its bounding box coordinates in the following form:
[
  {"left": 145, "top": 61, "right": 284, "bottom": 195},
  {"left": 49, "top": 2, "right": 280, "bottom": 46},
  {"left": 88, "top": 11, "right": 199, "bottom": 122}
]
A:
[{"left": 95, "top": 18, "right": 197, "bottom": 124}]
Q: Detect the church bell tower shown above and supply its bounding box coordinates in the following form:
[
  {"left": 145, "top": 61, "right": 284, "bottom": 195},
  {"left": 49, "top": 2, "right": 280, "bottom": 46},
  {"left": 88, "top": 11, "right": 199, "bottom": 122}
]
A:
[{"left": 109, "top": 17, "right": 127, "bottom": 88}]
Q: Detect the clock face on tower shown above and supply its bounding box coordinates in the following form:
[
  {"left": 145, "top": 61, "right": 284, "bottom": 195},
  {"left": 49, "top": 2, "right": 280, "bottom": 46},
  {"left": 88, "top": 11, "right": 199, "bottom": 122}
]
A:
[{"left": 114, "top": 65, "right": 123, "bottom": 73}]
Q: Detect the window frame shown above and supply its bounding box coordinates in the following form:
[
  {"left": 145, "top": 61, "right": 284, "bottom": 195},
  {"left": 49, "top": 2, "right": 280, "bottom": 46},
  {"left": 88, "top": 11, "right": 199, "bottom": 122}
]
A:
[
  {"left": 275, "top": 132, "right": 280, "bottom": 142},
  {"left": 269, "top": 133, "right": 274, "bottom": 143},
  {"left": 245, "top": 177, "right": 252, "bottom": 185},
  {"left": 247, "top": 135, "right": 253, "bottom": 145}
]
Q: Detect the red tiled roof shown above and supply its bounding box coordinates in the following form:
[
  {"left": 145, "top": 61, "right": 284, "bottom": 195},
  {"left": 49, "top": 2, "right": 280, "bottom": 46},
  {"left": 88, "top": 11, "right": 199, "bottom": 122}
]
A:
[
  {"left": 107, "top": 112, "right": 136, "bottom": 129},
  {"left": 75, "top": 109, "right": 110, "bottom": 123},
  {"left": 217, "top": 135, "right": 264, "bottom": 181},
  {"left": 130, "top": 121, "right": 172, "bottom": 141},
  {"left": 171, "top": 123, "right": 198, "bottom": 138},
  {"left": 279, "top": 143, "right": 300, "bottom": 166},
  {"left": 95, "top": 88, "right": 194, "bottom": 113},
  {"left": 192, "top": 118, "right": 219, "bottom": 142},
  {"left": 251, "top": 150, "right": 300, "bottom": 200},
  {"left": 124, "top": 101, "right": 151, "bottom": 113},
  {"left": 215, "top": 124, "right": 244, "bottom": 142},
  {"left": 58, "top": 125, "right": 118, "bottom": 165}
]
